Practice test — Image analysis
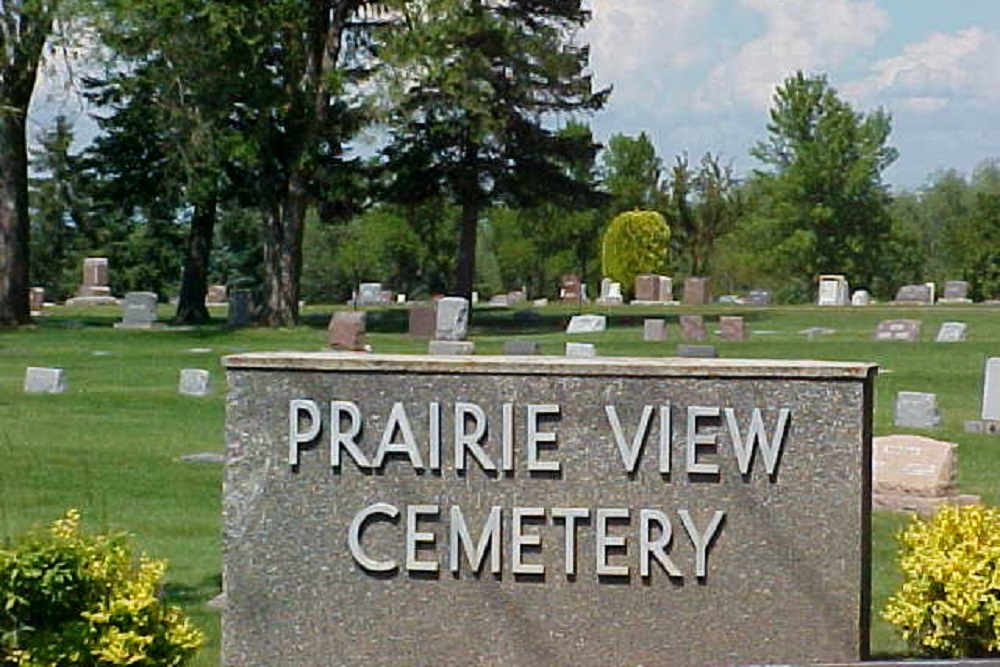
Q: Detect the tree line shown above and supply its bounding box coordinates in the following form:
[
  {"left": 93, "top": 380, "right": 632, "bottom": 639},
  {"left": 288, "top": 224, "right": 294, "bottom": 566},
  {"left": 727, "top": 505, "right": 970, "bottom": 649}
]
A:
[{"left": 3, "top": 3, "right": 999, "bottom": 328}]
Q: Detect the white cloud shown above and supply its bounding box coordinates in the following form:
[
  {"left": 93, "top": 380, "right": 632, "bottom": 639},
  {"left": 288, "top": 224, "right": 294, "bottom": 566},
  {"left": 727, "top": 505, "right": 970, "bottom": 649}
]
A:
[
  {"left": 693, "top": 0, "right": 889, "bottom": 110},
  {"left": 842, "top": 28, "right": 1000, "bottom": 111},
  {"left": 584, "top": 0, "right": 716, "bottom": 107}
]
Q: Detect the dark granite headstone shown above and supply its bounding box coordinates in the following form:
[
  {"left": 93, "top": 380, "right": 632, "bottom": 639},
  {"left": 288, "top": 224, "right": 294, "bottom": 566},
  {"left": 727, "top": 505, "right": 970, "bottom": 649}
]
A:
[
  {"left": 224, "top": 353, "right": 876, "bottom": 666},
  {"left": 874, "top": 319, "right": 922, "bottom": 342},
  {"left": 894, "top": 284, "right": 933, "bottom": 304},
  {"left": 228, "top": 289, "right": 255, "bottom": 327},
  {"left": 679, "top": 315, "right": 707, "bottom": 342}
]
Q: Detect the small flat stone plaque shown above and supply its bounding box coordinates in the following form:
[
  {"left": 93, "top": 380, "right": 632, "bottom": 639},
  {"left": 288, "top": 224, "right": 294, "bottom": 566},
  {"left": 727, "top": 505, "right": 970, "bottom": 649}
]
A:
[
  {"left": 428, "top": 340, "right": 475, "bottom": 355},
  {"left": 874, "top": 319, "right": 922, "bottom": 342},
  {"left": 935, "top": 321, "right": 967, "bottom": 343},
  {"left": 676, "top": 344, "right": 718, "bottom": 358},
  {"left": 566, "top": 314, "right": 606, "bottom": 334},
  {"left": 24, "top": 367, "right": 66, "bottom": 393},
  {"left": 565, "top": 341, "right": 596, "bottom": 357},
  {"left": 179, "top": 369, "right": 212, "bottom": 396},
  {"left": 502, "top": 340, "right": 540, "bottom": 355}
]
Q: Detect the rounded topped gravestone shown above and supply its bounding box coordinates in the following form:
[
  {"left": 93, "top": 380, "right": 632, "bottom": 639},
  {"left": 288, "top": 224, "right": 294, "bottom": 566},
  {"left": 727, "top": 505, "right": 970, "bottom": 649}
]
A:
[{"left": 223, "top": 353, "right": 876, "bottom": 667}]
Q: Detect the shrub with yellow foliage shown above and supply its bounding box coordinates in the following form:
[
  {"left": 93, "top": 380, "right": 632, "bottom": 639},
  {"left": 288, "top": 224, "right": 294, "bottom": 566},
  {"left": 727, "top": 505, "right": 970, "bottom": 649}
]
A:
[
  {"left": 883, "top": 504, "right": 1000, "bottom": 657},
  {"left": 0, "top": 509, "right": 202, "bottom": 666}
]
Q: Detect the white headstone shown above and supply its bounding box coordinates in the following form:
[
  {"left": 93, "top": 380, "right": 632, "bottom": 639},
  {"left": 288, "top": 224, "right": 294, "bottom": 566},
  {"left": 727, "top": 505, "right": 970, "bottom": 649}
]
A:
[
  {"left": 817, "top": 275, "right": 849, "bottom": 306},
  {"left": 566, "top": 314, "right": 606, "bottom": 334},
  {"left": 565, "top": 342, "right": 596, "bottom": 357},
  {"left": 935, "top": 322, "right": 967, "bottom": 343},
  {"left": 435, "top": 297, "right": 469, "bottom": 341},
  {"left": 850, "top": 290, "right": 870, "bottom": 306},
  {"left": 894, "top": 391, "right": 942, "bottom": 428},
  {"left": 179, "top": 369, "right": 212, "bottom": 396},
  {"left": 24, "top": 367, "right": 66, "bottom": 393},
  {"left": 981, "top": 358, "right": 1000, "bottom": 421},
  {"left": 357, "top": 282, "right": 383, "bottom": 306}
]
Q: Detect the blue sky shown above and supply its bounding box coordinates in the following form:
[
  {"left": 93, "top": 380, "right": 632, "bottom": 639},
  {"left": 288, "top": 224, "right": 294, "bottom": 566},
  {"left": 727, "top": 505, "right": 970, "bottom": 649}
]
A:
[
  {"left": 583, "top": 0, "right": 1000, "bottom": 190},
  {"left": 29, "top": 1, "right": 999, "bottom": 192}
]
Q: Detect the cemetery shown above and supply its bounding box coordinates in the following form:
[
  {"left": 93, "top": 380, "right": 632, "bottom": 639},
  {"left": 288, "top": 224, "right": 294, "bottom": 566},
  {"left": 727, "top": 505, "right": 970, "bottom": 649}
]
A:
[{"left": 5, "top": 297, "right": 1000, "bottom": 664}]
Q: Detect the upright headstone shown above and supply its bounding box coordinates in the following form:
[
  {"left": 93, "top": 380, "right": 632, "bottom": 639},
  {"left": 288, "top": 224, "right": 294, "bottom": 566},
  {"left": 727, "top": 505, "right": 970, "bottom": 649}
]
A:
[
  {"left": 502, "top": 340, "right": 540, "bottom": 355},
  {"left": 874, "top": 319, "right": 922, "bottom": 342},
  {"left": 116, "top": 292, "right": 159, "bottom": 329},
  {"left": 940, "top": 280, "right": 971, "bottom": 303},
  {"left": 224, "top": 353, "right": 876, "bottom": 666},
  {"left": 24, "top": 367, "right": 66, "bottom": 393},
  {"left": 982, "top": 358, "right": 1000, "bottom": 422},
  {"left": 935, "top": 321, "right": 967, "bottom": 343},
  {"left": 894, "top": 283, "right": 934, "bottom": 305},
  {"left": 682, "top": 277, "right": 710, "bottom": 306},
  {"left": 29, "top": 287, "right": 45, "bottom": 313},
  {"left": 679, "top": 314, "right": 707, "bottom": 342},
  {"left": 328, "top": 311, "right": 367, "bottom": 351},
  {"left": 893, "top": 391, "right": 942, "bottom": 428},
  {"left": 566, "top": 314, "right": 606, "bottom": 334},
  {"left": 746, "top": 289, "right": 772, "bottom": 307},
  {"left": 560, "top": 275, "right": 582, "bottom": 303},
  {"left": 228, "top": 289, "right": 255, "bottom": 327},
  {"left": 408, "top": 305, "right": 437, "bottom": 338},
  {"left": 718, "top": 316, "right": 746, "bottom": 342},
  {"left": 506, "top": 291, "right": 526, "bottom": 306},
  {"left": 435, "top": 297, "right": 469, "bottom": 341},
  {"left": 206, "top": 285, "right": 228, "bottom": 304},
  {"left": 633, "top": 274, "right": 673, "bottom": 304},
  {"left": 851, "top": 290, "right": 870, "bottom": 306},
  {"left": 643, "top": 319, "right": 667, "bottom": 342},
  {"left": 179, "top": 369, "right": 212, "bottom": 396},
  {"left": 357, "top": 283, "right": 384, "bottom": 306},
  {"left": 873, "top": 435, "right": 980, "bottom": 515},
  {"left": 67, "top": 257, "right": 117, "bottom": 305},
  {"left": 817, "top": 275, "right": 849, "bottom": 306}
]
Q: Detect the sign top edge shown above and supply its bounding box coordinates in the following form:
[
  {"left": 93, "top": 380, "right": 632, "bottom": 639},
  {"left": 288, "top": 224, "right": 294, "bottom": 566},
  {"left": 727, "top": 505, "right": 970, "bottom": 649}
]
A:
[{"left": 222, "top": 351, "right": 877, "bottom": 379}]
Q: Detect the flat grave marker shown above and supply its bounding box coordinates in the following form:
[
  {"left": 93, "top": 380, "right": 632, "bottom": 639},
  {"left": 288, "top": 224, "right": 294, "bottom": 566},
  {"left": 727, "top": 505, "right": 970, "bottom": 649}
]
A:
[
  {"left": 179, "top": 369, "right": 212, "bottom": 396},
  {"left": 24, "top": 367, "right": 66, "bottom": 394},
  {"left": 893, "top": 391, "right": 941, "bottom": 428},
  {"left": 874, "top": 319, "right": 922, "bottom": 342},
  {"left": 935, "top": 321, "right": 967, "bottom": 343}
]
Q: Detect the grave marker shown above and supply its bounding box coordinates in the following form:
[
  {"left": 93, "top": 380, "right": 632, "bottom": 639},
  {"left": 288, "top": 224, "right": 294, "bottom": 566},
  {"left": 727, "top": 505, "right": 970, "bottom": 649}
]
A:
[
  {"left": 874, "top": 319, "right": 922, "bottom": 342},
  {"left": 893, "top": 391, "right": 941, "bottom": 428},
  {"left": 851, "top": 290, "right": 870, "bottom": 306},
  {"left": 565, "top": 342, "right": 596, "bottom": 357},
  {"left": 894, "top": 283, "right": 934, "bottom": 305},
  {"left": 675, "top": 344, "right": 718, "bottom": 358},
  {"left": 681, "top": 277, "right": 710, "bottom": 306},
  {"left": 935, "top": 321, "right": 967, "bottom": 343},
  {"left": 24, "top": 367, "right": 66, "bottom": 393},
  {"left": 228, "top": 289, "right": 255, "bottom": 327},
  {"left": 817, "top": 274, "right": 849, "bottom": 306},
  {"left": 116, "top": 291, "right": 160, "bottom": 329},
  {"left": 328, "top": 312, "right": 367, "bottom": 351},
  {"left": 66, "top": 257, "right": 117, "bottom": 306},
  {"left": 408, "top": 305, "right": 437, "bottom": 338},
  {"left": 179, "top": 369, "right": 212, "bottom": 396},
  {"left": 502, "top": 341, "right": 540, "bottom": 355},
  {"left": 224, "top": 353, "right": 876, "bottom": 666},
  {"left": 29, "top": 287, "right": 44, "bottom": 313},
  {"left": 566, "top": 314, "right": 606, "bottom": 334},
  {"left": 428, "top": 340, "right": 475, "bottom": 355},
  {"left": 643, "top": 319, "right": 667, "bottom": 342},
  {"left": 718, "top": 316, "right": 746, "bottom": 342},
  {"left": 435, "top": 297, "right": 469, "bottom": 341},
  {"left": 873, "top": 435, "right": 980, "bottom": 514},
  {"left": 940, "top": 280, "right": 971, "bottom": 303},
  {"left": 679, "top": 315, "right": 707, "bottom": 342}
]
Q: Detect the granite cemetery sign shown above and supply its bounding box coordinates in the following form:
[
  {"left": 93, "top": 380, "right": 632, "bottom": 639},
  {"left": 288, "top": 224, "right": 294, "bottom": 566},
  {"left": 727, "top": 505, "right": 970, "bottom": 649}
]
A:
[{"left": 223, "top": 353, "right": 875, "bottom": 666}]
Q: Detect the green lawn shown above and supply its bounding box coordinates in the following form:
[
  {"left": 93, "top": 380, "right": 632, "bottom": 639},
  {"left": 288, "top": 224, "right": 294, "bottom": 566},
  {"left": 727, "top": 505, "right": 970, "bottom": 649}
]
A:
[{"left": 2, "top": 301, "right": 997, "bottom": 662}]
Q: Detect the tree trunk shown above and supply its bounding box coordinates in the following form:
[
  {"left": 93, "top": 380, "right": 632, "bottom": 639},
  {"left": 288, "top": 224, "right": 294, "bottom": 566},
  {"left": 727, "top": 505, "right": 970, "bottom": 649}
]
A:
[
  {"left": 454, "top": 197, "right": 479, "bottom": 304},
  {"left": 0, "top": 111, "right": 32, "bottom": 327},
  {"left": 173, "top": 188, "right": 218, "bottom": 324}
]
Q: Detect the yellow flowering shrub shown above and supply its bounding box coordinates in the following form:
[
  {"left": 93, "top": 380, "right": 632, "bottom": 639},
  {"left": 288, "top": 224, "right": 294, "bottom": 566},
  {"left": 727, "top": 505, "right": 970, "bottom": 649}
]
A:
[
  {"left": 883, "top": 504, "right": 1000, "bottom": 657},
  {"left": 600, "top": 210, "right": 671, "bottom": 293},
  {"left": 0, "top": 509, "right": 203, "bottom": 666}
]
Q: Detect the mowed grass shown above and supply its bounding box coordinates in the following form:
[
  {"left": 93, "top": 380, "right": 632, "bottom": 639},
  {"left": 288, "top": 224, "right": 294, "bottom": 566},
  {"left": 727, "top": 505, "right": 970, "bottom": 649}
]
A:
[{"left": 2, "top": 301, "right": 999, "bottom": 662}]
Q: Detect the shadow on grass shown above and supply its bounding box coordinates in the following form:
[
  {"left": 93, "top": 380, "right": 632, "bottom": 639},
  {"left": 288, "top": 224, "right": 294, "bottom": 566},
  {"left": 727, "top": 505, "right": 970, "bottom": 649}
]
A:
[{"left": 164, "top": 573, "right": 222, "bottom": 607}]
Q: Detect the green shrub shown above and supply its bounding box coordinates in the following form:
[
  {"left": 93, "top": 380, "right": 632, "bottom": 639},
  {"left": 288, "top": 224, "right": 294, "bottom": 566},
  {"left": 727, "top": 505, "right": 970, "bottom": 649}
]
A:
[
  {"left": 1, "top": 510, "right": 203, "bottom": 666},
  {"left": 883, "top": 504, "right": 1000, "bottom": 657},
  {"left": 600, "top": 210, "right": 670, "bottom": 294}
]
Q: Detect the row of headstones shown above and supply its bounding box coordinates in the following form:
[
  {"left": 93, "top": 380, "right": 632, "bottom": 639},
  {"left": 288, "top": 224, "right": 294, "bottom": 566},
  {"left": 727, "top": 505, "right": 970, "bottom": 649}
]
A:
[
  {"left": 24, "top": 367, "right": 214, "bottom": 396},
  {"left": 818, "top": 275, "right": 972, "bottom": 306}
]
